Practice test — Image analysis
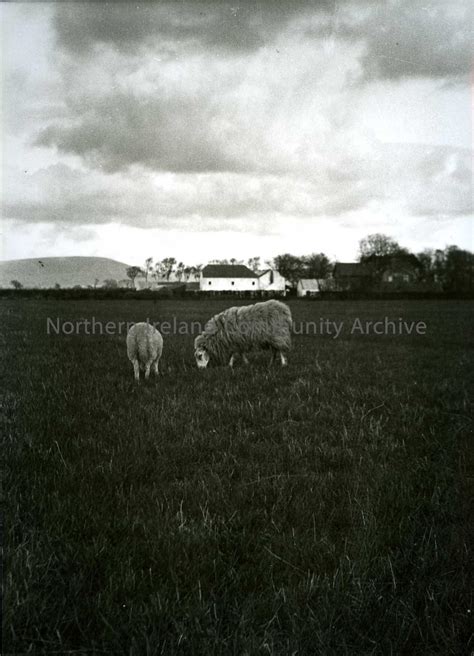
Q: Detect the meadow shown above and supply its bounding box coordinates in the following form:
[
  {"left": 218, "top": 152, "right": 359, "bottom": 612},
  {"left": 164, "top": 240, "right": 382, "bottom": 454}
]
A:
[{"left": 2, "top": 298, "right": 473, "bottom": 655}]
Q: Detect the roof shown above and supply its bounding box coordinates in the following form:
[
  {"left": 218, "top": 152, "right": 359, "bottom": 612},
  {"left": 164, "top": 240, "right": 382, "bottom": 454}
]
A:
[
  {"left": 298, "top": 279, "right": 320, "bottom": 290},
  {"left": 334, "top": 263, "right": 371, "bottom": 277},
  {"left": 383, "top": 264, "right": 418, "bottom": 274},
  {"left": 201, "top": 264, "right": 258, "bottom": 279},
  {"left": 257, "top": 269, "right": 271, "bottom": 277}
]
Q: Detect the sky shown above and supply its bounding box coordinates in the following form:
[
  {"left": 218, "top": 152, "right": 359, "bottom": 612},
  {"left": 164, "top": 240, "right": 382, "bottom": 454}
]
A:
[{"left": 1, "top": 0, "right": 472, "bottom": 267}]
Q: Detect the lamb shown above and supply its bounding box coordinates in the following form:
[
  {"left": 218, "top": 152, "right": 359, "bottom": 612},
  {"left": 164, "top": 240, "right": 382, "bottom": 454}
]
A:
[
  {"left": 194, "top": 299, "right": 292, "bottom": 369},
  {"left": 126, "top": 322, "right": 163, "bottom": 382}
]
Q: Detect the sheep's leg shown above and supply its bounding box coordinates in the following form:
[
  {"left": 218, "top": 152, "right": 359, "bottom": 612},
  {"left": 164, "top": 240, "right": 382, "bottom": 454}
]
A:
[
  {"left": 279, "top": 352, "right": 288, "bottom": 367},
  {"left": 144, "top": 362, "right": 152, "bottom": 380},
  {"left": 132, "top": 360, "right": 140, "bottom": 382},
  {"left": 153, "top": 359, "right": 160, "bottom": 377}
]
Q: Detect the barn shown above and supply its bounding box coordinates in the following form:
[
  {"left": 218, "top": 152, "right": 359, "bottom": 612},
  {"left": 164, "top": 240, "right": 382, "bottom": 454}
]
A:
[
  {"left": 257, "top": 269, "right": 287, "bottom": 295},
  {"left": 200, "top": 264, "right": 259, "bottom": 292},
  {"left": 297, "top": 279, "right": 320, "bottom": 297}
]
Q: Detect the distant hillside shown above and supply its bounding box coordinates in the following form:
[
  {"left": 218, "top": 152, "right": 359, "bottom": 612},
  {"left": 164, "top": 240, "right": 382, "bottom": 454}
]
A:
[{"left": 0, "top": 257, "right": 134, "bottom": 289}]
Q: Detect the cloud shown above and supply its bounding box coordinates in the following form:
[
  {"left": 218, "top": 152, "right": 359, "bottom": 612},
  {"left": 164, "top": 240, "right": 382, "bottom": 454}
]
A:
[
  {"left": 52, "top": 1, "right": 471, "bottom": 82},
  {"left": 34, "top": 32, "right": 363, "bottom": 174},
  {"left": 2, "top": 1, "right": 471, "bottom": 262},
  {"left": 4, "top": 141, "right": 471, "bottom": 233},
  {"left": 3, "top": 162, "right": 360, "bottom": 228},
  {"left": 337, "top": 0, "right": 471, "bottom": 80},
  {"left": 37, "top": 0, "right": 470, "bottom": 178},
  {"left": 35, "top": 93, "right": 250, "bottom": 174},
  {"left": 52, "top": 1, "right": 329, "bottom": 56}
]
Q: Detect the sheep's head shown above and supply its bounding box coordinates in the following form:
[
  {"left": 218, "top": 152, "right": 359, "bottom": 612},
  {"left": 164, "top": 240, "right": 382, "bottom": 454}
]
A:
[{"left": 194, "top": 346, "right": 210, "bottom": 369}]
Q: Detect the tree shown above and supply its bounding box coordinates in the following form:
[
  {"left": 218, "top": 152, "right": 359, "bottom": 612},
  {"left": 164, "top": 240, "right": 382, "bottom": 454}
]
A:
[
  {"left": 153, "top": 261, "right": 165, "bottom": 280},
  {"left": 443, "top": 246, "right": 474, "bottom": 293},
  {"left": 432, "top": 249, "right": 446, "bottom": 286},
  {"left": 272, "top": 254, "right": 306, "bottom": 285},
  {"left": 303, "top": 253, "right": 332, "bottom": 279},
  {"left": 144, "top": 257, "right": 153, "bottom": 283},
  {"left": 194, "top": 264, "right": 203, "bottom": 279},
  {"left": 11, "top": 280, "right": 23, "bottom": 289},
  {"left": 416, "top": 249, "right": 435, "bottom": 283},
  {"left": 54, "top": 283, "right": 61, "bottom": 289},
  {"left": 103, "top": 279, "right": 118, "bottom": 289},
  {"left": 176, "top": 262, "right": 185, "bottom": 281},
  {"left": 160, "top": 257, "right": 176, "bottom": 280},
  {"left": 126, "top": 266, "right": 143, "bottom": 282},
  {"left": 359, "top": 234, "right": 405, "bottom": 261},
  {"left": 247, "top": 256, "right": 261, "bottom": 272}
]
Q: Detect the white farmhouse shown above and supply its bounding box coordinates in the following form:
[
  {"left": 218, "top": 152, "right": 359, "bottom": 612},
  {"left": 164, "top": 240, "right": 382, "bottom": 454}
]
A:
[
  {"left": 200, "top": 264, "right": 259, "bottom": 291},
  {"left": 257, "top": 269, "right": 287, "bottom": 295},
  {"left": 297, "top": 279, "right": 320, "bottom": 297}
]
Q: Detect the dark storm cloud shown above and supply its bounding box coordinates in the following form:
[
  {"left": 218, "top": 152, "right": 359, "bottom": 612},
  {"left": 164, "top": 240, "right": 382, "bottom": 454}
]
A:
[
  {"left": 53, "top": 1, "right": 470, "bottom": 80},
  {"left": 356, "top": 1, "right": 471, "bottom": 80},
  {"left": 52, "top": 1, "right": 333, "bottom": 55},
  {"left": 39, "top": 1, "right": 470, "bottom": 176}
]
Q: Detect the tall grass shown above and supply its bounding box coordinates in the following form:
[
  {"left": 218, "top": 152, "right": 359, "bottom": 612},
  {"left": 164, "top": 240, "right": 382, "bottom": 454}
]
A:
[{"left": 2, "top": 299, "right": 472, "bottom": 654}]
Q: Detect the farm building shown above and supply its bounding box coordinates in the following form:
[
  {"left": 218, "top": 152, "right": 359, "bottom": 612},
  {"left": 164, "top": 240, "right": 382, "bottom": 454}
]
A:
[
  {"left": 257, "top": 269, "right": 287, "bottom": 295},
  {"left": 200, "top": 264, "right": 259, "bottom": 292},
  {"left": 297, "top": 279, "right": 320, "bottom": 297},
  {"left": 382, "top": 267, "right": 416, "bottom": 284},
  {"left": 133, "top": 264, "right": 286, "bottom": 294},
  {"left": 380, "top": 257, "right": 420, "bottom": 285}
]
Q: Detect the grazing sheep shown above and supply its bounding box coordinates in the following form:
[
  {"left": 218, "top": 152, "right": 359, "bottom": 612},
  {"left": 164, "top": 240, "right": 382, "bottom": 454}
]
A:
[
  {"left": 194, "top": 299, "right": 292, "bottom": 369},
  {"left": 126, "top": 322, "right": 163, "bottom": 382}
]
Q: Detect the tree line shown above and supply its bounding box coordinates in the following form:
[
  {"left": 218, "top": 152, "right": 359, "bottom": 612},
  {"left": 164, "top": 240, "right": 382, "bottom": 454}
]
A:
[
  {"left": 123, "top": 234, "right": 473, "bottom": 292},
  {"left": 11, "top": 233, "right": 471, "bottom": 292}
]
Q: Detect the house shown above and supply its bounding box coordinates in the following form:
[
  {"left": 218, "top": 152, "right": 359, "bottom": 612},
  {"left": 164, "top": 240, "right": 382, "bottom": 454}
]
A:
[
  {"left": 296, "top": 279, "right": 320, "bottom": 297},
  {"left": 381, "top": 267, "right": 416, "bottom": 284},
  {"left": 200, "top": 264, "right": 259, "bottom": 292},
  {"left": 257, "top": 269, "right": 287, "bottom": 295},
  {"left": 317, "top": 278, "right": 338, "bottom": 292},
  {"left": 357, "top": 254, "right": 421, "bottom": 289},
  {"left": 380, "top": 260, "right": 419, "bottom": 285},
  {"left": 333, "top": 263, "right": 372, "bottom": 291}
]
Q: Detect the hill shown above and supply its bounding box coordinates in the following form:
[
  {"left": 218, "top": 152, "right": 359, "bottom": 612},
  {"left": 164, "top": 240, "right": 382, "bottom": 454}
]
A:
[{"left": 0, "top": 257, "right": 133, "bottom": 289}]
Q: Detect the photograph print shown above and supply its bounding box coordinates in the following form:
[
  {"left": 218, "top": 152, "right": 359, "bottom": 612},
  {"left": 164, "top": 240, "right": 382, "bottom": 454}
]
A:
[{"left": 1, "top": 1, "right": 472, "bottom": 654}]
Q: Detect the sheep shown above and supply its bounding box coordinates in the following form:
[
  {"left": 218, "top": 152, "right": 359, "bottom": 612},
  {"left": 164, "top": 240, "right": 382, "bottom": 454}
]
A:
[
  {"left": 194, "top": 299, "right": 292, "bottom": 369},
  {"left": 126, "top": 322, "right": 163, "bottom": 382}
]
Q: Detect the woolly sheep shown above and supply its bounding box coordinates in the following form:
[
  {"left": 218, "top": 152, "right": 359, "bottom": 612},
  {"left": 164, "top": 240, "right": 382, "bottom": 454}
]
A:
[
  {"left": 126, "top": 322, "right": 163, "bottom": 382},
  {"left": 194, "top": 299, "right": 292, "bottom": 369}
]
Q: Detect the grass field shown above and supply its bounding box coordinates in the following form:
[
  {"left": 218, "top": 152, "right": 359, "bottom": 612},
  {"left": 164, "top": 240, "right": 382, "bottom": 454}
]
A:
[{"left": 2, "top": 298, "right": 473, "bottom": 655}]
